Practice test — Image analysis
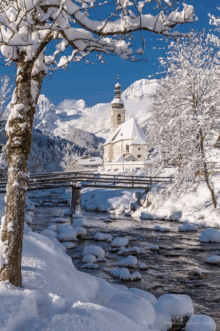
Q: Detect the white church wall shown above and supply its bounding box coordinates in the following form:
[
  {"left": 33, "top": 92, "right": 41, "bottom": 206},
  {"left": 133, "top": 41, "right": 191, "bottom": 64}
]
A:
[{"left": 103, "top": 161, "right": 146, "bottom": 171}]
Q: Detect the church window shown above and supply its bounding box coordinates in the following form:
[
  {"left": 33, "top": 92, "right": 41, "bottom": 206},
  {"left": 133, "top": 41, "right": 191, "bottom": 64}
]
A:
[
  {"left": 138, "top": 147, "right": 141, "bottom": 150},
  {"left": 117, "top": 113, "right": 121, "bottom": 124},
  {"left": 137, "top": 155, "right": 142, "bottom": 158},
  {"left": 126, "top": 145, "right": 129, "bottom": 152}
]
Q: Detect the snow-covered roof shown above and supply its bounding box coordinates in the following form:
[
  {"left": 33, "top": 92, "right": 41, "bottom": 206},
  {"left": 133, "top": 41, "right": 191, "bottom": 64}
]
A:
[
  {"left": 104, "top": 117, "right": 146, "bottom": 145},
  {"left": 111, "top": 97, "right": 124, "bottom": 107},
  {"left": 78, "top": 157, "right": 102, "bottom": 166},
  {"left": 130, "top": 136, "right": 146, "bottom": 145},
  {"left": 112, "top": 155, "right": 124, "bottom": 162},
  {"left": 124, "top": 154, "right": 138, "bottom": 161}
]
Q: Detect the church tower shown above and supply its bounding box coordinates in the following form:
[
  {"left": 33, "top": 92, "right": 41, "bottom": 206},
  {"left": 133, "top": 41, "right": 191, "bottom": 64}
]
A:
[{"left": 111, "top": 77, "right": 126, "bottom": 134}]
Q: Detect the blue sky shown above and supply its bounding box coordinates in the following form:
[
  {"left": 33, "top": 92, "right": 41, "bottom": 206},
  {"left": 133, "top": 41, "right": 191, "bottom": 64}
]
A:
[{"left": 1, "top": 1, "right": 219, "bottom": 107}]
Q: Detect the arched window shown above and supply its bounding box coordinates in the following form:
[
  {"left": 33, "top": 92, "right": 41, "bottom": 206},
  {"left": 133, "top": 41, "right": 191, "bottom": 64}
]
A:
[{"left": 117, "top": 113, "right": 121, "bottom": 125}]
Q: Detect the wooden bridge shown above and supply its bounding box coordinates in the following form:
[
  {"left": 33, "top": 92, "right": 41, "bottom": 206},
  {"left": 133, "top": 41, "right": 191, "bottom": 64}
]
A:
[
  {"left": 0, "top": 171, "right": 172, "bottom": 192},
  {"left": 0, "top": 171, "right": 172, "bottom": 215}
]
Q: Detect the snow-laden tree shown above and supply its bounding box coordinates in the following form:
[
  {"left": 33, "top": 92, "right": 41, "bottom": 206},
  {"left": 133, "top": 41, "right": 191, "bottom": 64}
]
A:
[
  {"left": 61, "top": 143, "right": 83, "bottom": 171},
  {"left": 0, "top": 1, "right": 194, "bottom": 286},
  {"left": 148, "top": 32, "right": 220, "bottom": 208},
  {"left": 0, "top": 76, "right": 12, "bottom": 120}
]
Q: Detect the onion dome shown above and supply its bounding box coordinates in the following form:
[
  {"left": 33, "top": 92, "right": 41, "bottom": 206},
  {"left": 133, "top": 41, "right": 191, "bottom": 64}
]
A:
[{"left": 112, "top": 78, "right": 124, "bottom": 109}]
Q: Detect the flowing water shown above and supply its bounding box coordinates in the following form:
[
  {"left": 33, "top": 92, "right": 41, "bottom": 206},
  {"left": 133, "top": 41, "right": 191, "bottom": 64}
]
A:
[{"left": 29, "top": 191, "right": 220, "bottom": 328}]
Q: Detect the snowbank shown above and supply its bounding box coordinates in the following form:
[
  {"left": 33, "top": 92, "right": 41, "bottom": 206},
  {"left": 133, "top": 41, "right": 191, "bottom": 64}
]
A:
[{"left": 81, "top": 187, "right": 136, "bottom": 213}]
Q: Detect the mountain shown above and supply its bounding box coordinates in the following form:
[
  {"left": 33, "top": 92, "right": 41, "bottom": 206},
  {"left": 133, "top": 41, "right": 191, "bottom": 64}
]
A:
[
  {"left": 0, "top": 122, "right": 103, "bottom": 174},
  {"left": 34, "top": 79, "right": 158, "bottom": 140}
]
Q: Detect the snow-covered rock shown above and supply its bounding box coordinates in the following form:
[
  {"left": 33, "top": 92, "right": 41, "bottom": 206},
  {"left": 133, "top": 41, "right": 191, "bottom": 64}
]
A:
[
  {"left": 117, "top": 246, "right": 140, "bottom": 255},
  {"left": 57, "top": 225, "right": 73, "bottom": 233},
  {"left": 97, "top": 257, "right": 106, "bottom": 262},
  {"left": 127, "top": 288, "right": 157, "bottom": 305},
  {"left": 62, "top": 242, "right": 75, "bottom": 249},
  {"left": 56, "top": 227, "right": 77, "bottom": 242},
  {"left": 185, "top": 314, "right": 216, "bottom": 331},
  {"left": 206, "top": 255, "right": 220, "bottom": 265},
  {"left": 179, "top": 221, "right": 198, "bottom": 232},
  {"left": 107, "top": 292, "right": 155, "bottom": 329},
  {"left": 150, "top": 244, "right": 159, "bottom": 251},
  {"left": 94, "top": 232, "right": 112, "bottom": 242},
  {"left": 74, "top": 226, "right": 87, "bottom": 238},
  {"left": 82, "top": 245, "right": 105, "bottom": 258},
  {"left": 72, "top": 212, "right": 88, "bottom": 227},
  {"left": 138, "top": 262, "right": 148, "bottom": 270},
  {"left": 131, "top": 208, "right": 154, "bottom": 219},
  {"left": 153, "top": 310, "right": 172, "bottom": 331},
  {"left": 154, "top": 294, "right": 194, "bottom": 319},
  {"left": 119, "top": 255, "right": 138, "bottom": 267},
  {"left": 110, "top": 268, "right": 142, "bottom": 281},
  {"left": 154, "top": 225, "right": 169, "bottom": 232},
  {"left": 111, "top": 237, "right": 129, "bottom": 247},
  {"left": 81, "top": 263, "right": 99, "bottom": 269},
  {"left": 47, "top": 224, "right": 57, "bottom": 232},
  {"left": 41, "top": 229, "right": 57, "bottom": 238},
  {"left": 200, "top": 228, "right": 220, "bottom": 243},
  {"left": 82, "top": 255, "right": 97, "bottom": 263}
]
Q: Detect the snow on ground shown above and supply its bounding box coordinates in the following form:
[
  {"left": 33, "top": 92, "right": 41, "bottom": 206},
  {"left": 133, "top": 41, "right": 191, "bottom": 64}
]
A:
[
  {"left": 145, "top": 172, "right": 220, "bottom": 228},
  {"left": 81, "top": 187, "right": 135, "bottom": 213},
  {"left": 91, "top": 167, "right": 220, "bottom": 230}
]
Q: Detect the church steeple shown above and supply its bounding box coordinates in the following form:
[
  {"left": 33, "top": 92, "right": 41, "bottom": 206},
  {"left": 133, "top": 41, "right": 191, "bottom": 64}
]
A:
[{"left": 111, "top": 76, "right": 126, "bottom": 134}]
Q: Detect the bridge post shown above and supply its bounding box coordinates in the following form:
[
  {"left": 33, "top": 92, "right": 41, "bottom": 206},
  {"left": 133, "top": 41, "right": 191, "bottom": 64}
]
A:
[
  {"left": 70, "top": 182, "right": 82, "bottom": 216},
  {"left": 132, "top": 176, "right": 134, "bottom": 188}
]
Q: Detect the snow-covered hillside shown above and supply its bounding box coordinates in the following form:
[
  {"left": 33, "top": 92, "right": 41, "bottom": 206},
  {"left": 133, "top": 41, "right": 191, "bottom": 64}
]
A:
[{"left": 35, "top": 79, "right": 158, "bottom": 140}]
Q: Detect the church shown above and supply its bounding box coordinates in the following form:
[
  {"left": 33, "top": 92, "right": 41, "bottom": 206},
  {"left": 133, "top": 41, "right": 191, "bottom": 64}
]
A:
[{"left": 103, "top": 80, "right": 148, "bottom": 171}]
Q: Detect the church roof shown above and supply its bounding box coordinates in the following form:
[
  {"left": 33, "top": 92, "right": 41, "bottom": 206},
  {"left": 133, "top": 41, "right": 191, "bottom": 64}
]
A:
[
  {"left": 104, "top": 117, "right": 146, "bottom": 145},
  {"left": 130, "top": 135, "right": 146, "bottom": 145}
]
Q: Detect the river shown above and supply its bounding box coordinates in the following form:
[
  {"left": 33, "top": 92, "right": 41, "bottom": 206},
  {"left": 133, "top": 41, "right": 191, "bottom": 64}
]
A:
[{"left": 29, "top": 190, "right": 220, "bottom": 328}]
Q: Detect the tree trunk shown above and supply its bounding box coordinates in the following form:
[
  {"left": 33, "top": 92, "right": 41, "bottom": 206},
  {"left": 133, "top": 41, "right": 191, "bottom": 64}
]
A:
[
  {"left": 0, "top": 61, "right": 44, "bottom": 286},
  {"left": 199, "top": 128, "right": 217, "bottom": 209}
]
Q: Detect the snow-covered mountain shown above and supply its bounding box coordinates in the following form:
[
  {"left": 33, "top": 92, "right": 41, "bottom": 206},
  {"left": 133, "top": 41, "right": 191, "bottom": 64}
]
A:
[{"left": 34, "top": 79, "right": 158, "bottom": 140}]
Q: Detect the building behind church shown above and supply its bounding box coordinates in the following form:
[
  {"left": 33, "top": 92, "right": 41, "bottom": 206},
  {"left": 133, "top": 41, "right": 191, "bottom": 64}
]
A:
[{"left": 103, "top": 80, "right": 148, "bottom": 171}]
